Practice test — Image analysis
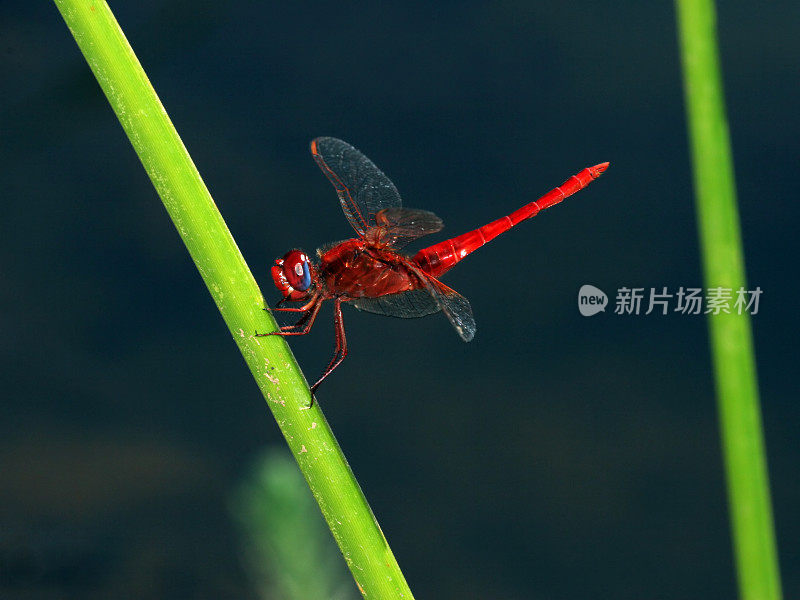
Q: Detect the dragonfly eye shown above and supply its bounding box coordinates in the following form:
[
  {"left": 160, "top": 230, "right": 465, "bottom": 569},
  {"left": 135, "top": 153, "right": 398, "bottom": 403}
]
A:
[{"left": 281, "top": 250, "right": 312, "bottom": 293}]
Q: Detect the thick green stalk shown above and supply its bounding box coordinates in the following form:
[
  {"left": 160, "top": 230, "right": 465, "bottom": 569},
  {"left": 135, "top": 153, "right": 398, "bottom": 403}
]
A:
[
  {"left": 53, "top": 2, "right": 413, "bottom": 598},
  {"left": 675, "top": 1, "right": 781, "bottom": 598}
]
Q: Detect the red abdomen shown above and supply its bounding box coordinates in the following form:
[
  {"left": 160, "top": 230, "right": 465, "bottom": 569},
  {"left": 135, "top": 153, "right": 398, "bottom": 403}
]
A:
[{"left": 413, "top": 162, "right": 609, "bottom": 278}]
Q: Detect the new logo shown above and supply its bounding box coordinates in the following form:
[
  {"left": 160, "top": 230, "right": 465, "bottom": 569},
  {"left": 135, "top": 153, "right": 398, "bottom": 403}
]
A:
[{"left": 578, "top": 284, "right": 608, "bottom": 316}]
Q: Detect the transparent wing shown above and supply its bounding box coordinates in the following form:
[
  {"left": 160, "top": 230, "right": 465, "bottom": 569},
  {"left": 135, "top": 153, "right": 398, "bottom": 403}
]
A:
[
  {"left": 374, "top": 207, "right": 444, "bottom": 250},
  {"left": 422, "top": 278, "right": 476, "bottom": 342},
  {"left": 310, "top": 137, "right": 403, "bottom": 237},
  {"left": 350, "top": 289, "right": 441, "bottom": 318},
  {"left": 354, "top": 256, "right": 477, "bottom": 340}
]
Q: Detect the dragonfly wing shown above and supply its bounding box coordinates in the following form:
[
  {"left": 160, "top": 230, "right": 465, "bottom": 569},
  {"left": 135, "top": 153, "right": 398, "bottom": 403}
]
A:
[
  {"left": 374, "top": 207, "right": 444, "bottom": 250},
  {"left": 423, "top": 279, "right": 476, "bottom": 342},
  {"left": 311, "top": 137, "right": 403, "bottom": 237},
  {"left": 351, "top": 275, "right": 475, "bottom": 341},
  {"left": 350, "top": 289, "right": 441, "bottom": 319}
]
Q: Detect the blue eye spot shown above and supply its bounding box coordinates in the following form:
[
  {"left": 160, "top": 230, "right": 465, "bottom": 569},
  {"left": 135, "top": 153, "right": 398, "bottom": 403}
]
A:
[{"left": 299, "top": 260, "right": 311, "bottom": 290}]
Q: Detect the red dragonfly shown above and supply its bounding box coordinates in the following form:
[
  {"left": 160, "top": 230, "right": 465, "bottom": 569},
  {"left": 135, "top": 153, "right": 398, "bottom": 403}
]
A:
[{"left": 260, "top": 137, "right": 608, "bottom": 395}]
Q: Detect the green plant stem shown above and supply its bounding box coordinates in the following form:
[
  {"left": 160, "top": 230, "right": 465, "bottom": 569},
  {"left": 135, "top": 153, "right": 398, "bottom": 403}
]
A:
[
  {"left": 675, "top": 1, "right": 781, "bottom": 598},
  {"left": 53, "top": 2, "right": 413, "bottom": 598}
]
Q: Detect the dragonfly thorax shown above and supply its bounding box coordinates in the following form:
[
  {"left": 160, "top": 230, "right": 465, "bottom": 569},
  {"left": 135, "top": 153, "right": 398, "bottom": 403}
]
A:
[{"left": 272, "top": 249, "right": 316, "bottom": 300}]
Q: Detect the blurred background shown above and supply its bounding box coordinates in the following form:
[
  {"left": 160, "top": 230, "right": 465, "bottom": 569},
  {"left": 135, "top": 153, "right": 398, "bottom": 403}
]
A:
[{"left": 1, "top": 1, "right": 798, "bottom": 598}]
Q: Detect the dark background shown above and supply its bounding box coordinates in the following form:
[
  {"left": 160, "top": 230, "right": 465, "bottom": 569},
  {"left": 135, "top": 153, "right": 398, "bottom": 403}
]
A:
[{"left": 2, "top": 2, "right": 798, "bottom": 599}]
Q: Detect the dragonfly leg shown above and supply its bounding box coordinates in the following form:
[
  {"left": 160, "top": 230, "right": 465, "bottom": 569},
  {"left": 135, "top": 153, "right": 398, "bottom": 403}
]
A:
[
  {"left": 272, "top": 295, "right": 319, "bottom": 312},
  {"left": 263, "top": 297, "right": 289, "bottom": 312},
  {"left": 256, "top": 300, "right": 322, "bottom": 337},
  {"left": 310, "top": 298, "right": 348, "bottom": 396}
]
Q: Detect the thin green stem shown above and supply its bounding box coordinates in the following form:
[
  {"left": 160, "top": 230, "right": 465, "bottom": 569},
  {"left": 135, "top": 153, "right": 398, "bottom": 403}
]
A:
[
  {"left": 675, "top": 1, "right": 781, "bottom": 598},
  {"left": 53, "top": 2, "right": 413, "bottom": 598}
]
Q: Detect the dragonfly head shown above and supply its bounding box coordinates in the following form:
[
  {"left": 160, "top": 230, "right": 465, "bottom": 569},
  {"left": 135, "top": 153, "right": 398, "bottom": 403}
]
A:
[{"left": 272, "top": 249, "right": 316, "bottom": 301}]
